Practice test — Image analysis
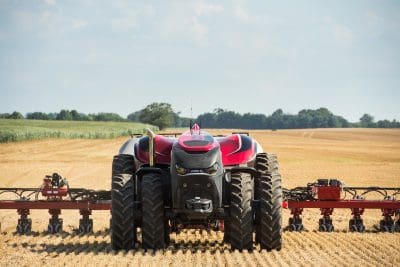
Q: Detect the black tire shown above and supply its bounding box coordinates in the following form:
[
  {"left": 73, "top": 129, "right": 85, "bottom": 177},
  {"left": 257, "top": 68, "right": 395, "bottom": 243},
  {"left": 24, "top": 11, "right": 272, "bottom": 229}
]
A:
[
  {"left": 79, "top": 219, "right": 93, "bottom": 234},
  {"left": 48, "top": 219, "right": 62, "bottom": 234},
  {"left": 395, "top": 221, "right": 400, "bottom": 232},
  {"left": 223, "top": 172, "right": 232, "bottom": 244},
  {"left": 229, "top": 172, "right": 253, "bottom": 251},
  {"left": 16, "top": 219, "right": 32, "bottom": 235},
  {"left": 223, "top": 220, "right": 231, "bottom": 243},
  {"left": 141, "top": 172, "right": 166, "bottom": 250},
  {"left": 319, "top": 218, "right": 334, "bottom": 232},
  {"left": 255, "top": 153, "right": 282, "bottom": 251},
  {"left": 111, "top": 155, "right": 136, "bottom": 250}
]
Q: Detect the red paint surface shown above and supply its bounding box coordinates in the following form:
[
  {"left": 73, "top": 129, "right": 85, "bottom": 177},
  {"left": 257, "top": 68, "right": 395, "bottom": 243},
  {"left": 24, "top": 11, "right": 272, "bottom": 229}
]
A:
[
  {"left": 218, "top": 134, "right": 255, "bottom": 166},
  {"left": 136, "top": 124, "right": 256, "bottom": 166},
  {"left": 135, "top": 135, "right": 174, "bottom": 164}
]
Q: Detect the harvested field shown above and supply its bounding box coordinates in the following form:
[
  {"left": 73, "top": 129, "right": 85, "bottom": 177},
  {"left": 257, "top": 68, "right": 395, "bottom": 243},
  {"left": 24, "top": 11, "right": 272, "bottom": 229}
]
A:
[{"left": 1, "top": 128, "right": 399, "bottom": 266}]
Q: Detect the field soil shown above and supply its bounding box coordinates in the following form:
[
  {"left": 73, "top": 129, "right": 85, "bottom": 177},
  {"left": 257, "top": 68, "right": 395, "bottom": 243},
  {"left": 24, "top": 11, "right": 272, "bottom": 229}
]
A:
[{"left": 0, "top": 128, "right": 399, "bottom": 266}]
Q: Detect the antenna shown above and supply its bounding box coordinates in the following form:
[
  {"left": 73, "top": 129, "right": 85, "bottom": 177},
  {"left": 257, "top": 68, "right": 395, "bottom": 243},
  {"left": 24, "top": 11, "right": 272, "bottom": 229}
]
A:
[{"left": 190, "top": 98, "right": 193, "bottom": 119}]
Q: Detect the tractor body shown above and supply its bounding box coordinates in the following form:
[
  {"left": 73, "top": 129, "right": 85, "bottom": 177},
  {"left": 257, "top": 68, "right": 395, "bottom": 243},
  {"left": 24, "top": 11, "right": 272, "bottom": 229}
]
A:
[{"left": 111, "top": 124, "right": 282, "bottom": 250}]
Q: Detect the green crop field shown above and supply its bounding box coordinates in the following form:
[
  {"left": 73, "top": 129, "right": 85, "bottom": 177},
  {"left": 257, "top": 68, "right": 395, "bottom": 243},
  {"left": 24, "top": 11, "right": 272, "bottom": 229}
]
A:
[{"left": 0, "top": 119, "right": 157, "bottom": 143}]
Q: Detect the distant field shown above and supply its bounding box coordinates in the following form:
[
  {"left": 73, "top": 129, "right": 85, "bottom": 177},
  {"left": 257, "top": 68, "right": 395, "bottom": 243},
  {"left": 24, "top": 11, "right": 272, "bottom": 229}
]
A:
[{"left": 0, "top": 119, "right": 157, "bottom": 143}]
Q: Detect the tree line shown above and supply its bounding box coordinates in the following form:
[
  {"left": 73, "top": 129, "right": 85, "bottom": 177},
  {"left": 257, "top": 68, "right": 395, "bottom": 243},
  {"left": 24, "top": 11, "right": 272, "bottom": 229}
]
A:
[
  {"left": 1, "top": 103, "right": 399, "bottom": 130},
  {"left": 197, "top": 108, "right": 400, "bottom": 129},
  {"left": 0, "top": 110, "right": 126, "bottom": 122},
  {"left": 0, "top": 105, "right": 191, "bottom": 130}
]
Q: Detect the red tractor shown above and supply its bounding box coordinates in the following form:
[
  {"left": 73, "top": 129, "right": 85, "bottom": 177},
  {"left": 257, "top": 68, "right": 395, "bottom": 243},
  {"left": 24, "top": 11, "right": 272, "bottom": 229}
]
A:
[{"left": 111, "top": 123, "right": 282, "bottom": 251}]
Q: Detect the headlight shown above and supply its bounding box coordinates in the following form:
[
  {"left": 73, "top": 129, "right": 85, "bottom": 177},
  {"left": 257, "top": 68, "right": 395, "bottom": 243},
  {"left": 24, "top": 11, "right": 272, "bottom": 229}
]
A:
[
  {"left": 205, "top": 162, "right": 219, "bottom": 175},
  {"left": 175, "top": 163, "right": 187, "bottom": 175}
]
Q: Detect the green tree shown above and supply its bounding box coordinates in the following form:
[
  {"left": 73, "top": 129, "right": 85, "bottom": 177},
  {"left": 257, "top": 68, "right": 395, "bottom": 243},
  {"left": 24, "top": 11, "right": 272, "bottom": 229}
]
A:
[
  {"left": 139, "top": 102, "right": 174, "bottom": 130},
  {"left": 68, "top": 110, "right": 90, "bottom": 121},
  {"left": 127, "top": 110, "right": 142, "bottom": 122},
  {"left": 197, "top": 112, "right": 217, "bottom": 128},
  {"left": 7, "top": 111, "right": 24, "bottom": 119},
  {"left": 90, "top": 112, "right": 124, "bottom": 122},
  {"left": 71, "top": 110, "right": 80, "bottom": 120},
  {"left": 377, "top": 119, "right": 391, "bottom": 128},
  {"left": 26, "top": 112, "right": 49, "bottom": 120},
  {"left": 47, "top": 113, "right": 58, "bottom": 120},
  {"left": 0, "top": 113, "right": 10, "bottom": 118},
  {"left": 56, "top": 110, "right": 73, "bottom": 120},
  {"left": 359, "top": 114, "right": 375, "bottom": 128}
]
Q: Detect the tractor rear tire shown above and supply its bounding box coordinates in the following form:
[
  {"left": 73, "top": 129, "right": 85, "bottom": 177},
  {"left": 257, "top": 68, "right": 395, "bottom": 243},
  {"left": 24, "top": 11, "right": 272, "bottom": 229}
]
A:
[
  {"left": 111, "top": 155, "right": 136, "bottom": 250},
  {"left": 255, "top": 153, "right": 282, "bottom": 251},
  {"left": 229, "top": 172, "right": 253, "bottom": 251},
  {"left": 141, "top": 172, "right": 166, "bottom": 250},
  {"left": 223, "top": 219, "right": 231, "bottom": 243}
]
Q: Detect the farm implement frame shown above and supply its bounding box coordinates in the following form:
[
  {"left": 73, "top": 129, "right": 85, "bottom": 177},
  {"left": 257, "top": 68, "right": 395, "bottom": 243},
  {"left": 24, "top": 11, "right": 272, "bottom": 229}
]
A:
[
  {"left": 283, "top": 179, "right": 400, "bottom": 232},
  {"left": 1, "top": 174, "right": 399, "bottom": 235},
  {"left": 0, "top": 173, "right": 111, "bottom": 234}
]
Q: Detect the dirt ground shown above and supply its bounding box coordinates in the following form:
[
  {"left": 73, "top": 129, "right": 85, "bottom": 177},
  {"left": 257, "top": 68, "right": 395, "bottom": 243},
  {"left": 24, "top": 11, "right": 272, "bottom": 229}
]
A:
[{"left": 0, "top": 128, "right": 399, "bottom": 266}]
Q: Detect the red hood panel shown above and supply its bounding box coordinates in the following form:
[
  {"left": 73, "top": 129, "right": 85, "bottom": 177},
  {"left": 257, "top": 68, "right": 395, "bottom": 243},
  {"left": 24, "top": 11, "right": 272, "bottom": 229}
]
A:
[
  {"left": 135, "top": 132, "right": 256, "bottom": 166},
  {"left": 135, "top": 135, "right": 174, "bottom": 164},
  {"left": 178, "top": 130, "right": 219, "bottom": 152},
  {"left": 217, "top": 134, "right": 256, "bottom": 166}
]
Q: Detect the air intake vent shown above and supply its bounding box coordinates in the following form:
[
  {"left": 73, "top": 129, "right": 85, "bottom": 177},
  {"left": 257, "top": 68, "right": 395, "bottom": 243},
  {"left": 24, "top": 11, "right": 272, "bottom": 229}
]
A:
[{"left": 183, "top": 140, "right": 211, "bottom": 147}]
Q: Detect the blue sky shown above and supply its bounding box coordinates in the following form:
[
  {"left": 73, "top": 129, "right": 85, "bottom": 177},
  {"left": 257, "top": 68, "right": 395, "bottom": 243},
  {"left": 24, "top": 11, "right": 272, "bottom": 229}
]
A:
[{"left": 0, "top": 0, "right": 399, "bottom": 121}]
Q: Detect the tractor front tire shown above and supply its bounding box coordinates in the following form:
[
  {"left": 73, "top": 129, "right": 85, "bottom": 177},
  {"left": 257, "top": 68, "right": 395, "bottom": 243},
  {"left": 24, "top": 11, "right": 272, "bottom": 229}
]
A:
[
  {"left": 229, "top": 172, "right": 253, "bottom": 251},
  {"left": 111, "top": 155, "right": 136, "bottom": 250},
  {"left": 255, "top": 153, "right": 282, "bottom": 251},
  {"left": 141, "top": 172, "right": 167, "bottom": 250}
]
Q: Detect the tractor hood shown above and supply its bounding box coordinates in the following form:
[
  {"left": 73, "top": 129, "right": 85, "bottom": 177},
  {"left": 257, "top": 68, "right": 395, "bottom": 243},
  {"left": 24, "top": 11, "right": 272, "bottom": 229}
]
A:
[{"left": 177, "top": 130, "right": 219, "bottom": 153}]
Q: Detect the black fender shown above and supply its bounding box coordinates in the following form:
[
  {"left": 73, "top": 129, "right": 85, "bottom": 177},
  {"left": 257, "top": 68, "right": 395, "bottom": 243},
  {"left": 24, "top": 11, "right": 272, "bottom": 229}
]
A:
[{"left": 118, "top": 138, "right": 139, "bottom": 157}]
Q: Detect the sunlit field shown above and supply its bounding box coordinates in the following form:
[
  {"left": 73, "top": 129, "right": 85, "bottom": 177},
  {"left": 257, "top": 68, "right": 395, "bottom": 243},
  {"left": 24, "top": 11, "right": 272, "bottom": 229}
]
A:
[{"left": 0, "top": 128, "right": 399, "bottom": 266}]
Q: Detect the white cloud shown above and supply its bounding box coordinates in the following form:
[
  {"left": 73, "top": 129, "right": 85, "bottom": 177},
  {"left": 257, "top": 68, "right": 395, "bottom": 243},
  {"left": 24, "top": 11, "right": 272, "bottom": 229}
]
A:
[
  {"left": 72, "top": 19, "right": 88, "bottom": 29},
  {"left": 334, "top": 24, "right": 355, "bottom": 45},
  {"left": 322, "top": 16, "right": 333, "bottom": 24},
  {"left": 158, "top": 3, "right": 213, "bottom": 45},
  {"left": 110, "top": 4, "right": 155, "bottom": 31},
  {"left": 190, "top": 16, "right": 208, "bottom": 43},
  {"left": 41, "top": 11, "right": 51, "bottom": 20},
  {"left": 43, "top": 0, "right": 56, "bottom": 6},
  {"left": 111, "top": 16, "right": 138, "bottom": 31},
  {"left": 366, "top": 11, "right": 384, "bottom": 26},
  {"left": 194, "top": 2, "right": 223, "bottom": 16},
  {"left": 233, "top": 4, "right": 250, "bottom": 22}
]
